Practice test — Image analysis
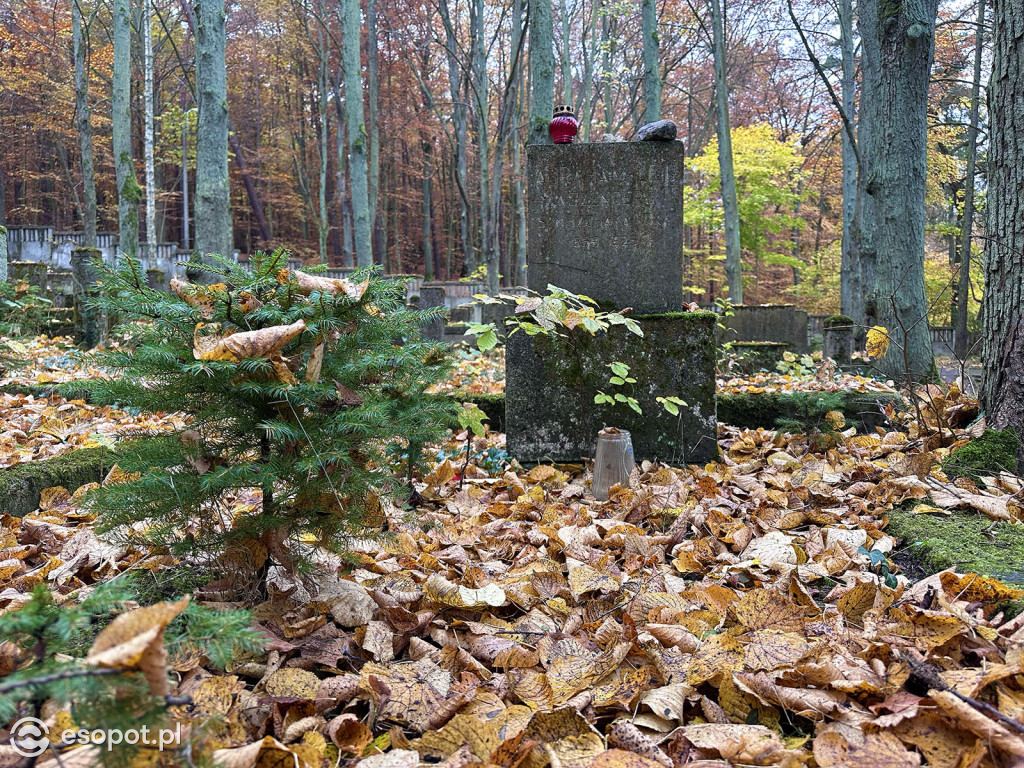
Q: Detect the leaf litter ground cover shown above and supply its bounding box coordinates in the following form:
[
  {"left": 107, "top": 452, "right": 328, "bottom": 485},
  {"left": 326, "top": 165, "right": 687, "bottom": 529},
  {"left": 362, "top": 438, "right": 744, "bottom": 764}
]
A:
[
  {"left": 428, "top": 347, "right": 897, "bottom": 398},
  {"left": 2, "top": 357, "right": 1024, "bottom": 767}
]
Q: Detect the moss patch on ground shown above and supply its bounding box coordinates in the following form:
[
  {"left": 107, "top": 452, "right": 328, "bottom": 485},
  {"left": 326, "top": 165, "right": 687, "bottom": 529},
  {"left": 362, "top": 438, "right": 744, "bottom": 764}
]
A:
[
  {"left": 0, "top": 446, "right": 113, "bottom": 516},
  {"left": 887, "top": 507, "right": 1024, "bottom": 588},
  {"left": 941, "top": 428, "right": 1020, "bottom": 483}
]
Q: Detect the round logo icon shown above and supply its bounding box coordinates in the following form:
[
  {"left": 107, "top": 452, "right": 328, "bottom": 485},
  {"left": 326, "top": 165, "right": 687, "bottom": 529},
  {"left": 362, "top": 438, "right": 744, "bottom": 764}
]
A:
[{"left": 10, "top": 717, "right": 50, "bottom": 757}]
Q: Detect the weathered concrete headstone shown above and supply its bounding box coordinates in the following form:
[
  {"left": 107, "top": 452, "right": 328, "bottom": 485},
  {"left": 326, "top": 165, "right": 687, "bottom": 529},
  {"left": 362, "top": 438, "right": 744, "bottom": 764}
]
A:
[
  {"left": 418, "top": 286, "right": 446, "bottom": 342},
  {"left": 506, "top": 312, "right": 718, "bottom": 463},
  {"left": 720, "top": 304, "right": 809, "bottom": 353},
  {"left": 823, "top": 314, "right": 856, "bottom": 366},
  {"left": 10, "top": 261, "right": 47, "bottom": 291},
  {"left": 526, "top": 142, "right": 685, "bottom": 314},
  {"left": 71, "top": 248, "right": 105, "bottom": 348},
  {"left": 509, "top": 141, "right": 718, "bottom": 464}
]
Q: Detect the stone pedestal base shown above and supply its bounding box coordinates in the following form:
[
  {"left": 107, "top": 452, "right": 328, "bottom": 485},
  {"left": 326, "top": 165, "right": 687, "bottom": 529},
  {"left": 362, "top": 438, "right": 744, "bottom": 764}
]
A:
[{"left": 506, "top": 311, "right": 717, "bottom": 464}]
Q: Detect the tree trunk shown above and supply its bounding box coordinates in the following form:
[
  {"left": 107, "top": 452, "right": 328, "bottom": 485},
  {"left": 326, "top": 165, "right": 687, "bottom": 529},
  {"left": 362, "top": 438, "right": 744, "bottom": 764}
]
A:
[
  {"left": 113, "top": 0, "right": 140, "bottom": 259},
  {"left": 559, "top": 0, "right": 572, "bottom": 105},
  {"left": 838, "top": 0, "right": 857, "bottom": 318},
  {"left": 316, "top": 13, "right": 330, "bottom": 264},
  {"left": 529, "top": 0, "right": 554, "bottom": 144},
  {"left": 340, "top": 0, "right": 373, "bottom": 267},
  {"left": 367, "top": 0, "right": 381, "bottom": 256},
  {"left": 181, "top": 85, "right": 191, "bottom": 249},
  {"left": 640, "top": 0, "right": 660, "bottom": 123},
  {"left": 195, "top": 0, "right": 232, "bottom": 261},
  {"left": 981, "top": 0, "right": 1024, "bottom": 471},
  {"left": 580, "top": 0, "right": 597, "bottom": 141},
  {"left": 72, "top": 0, "right": 97, "bottom": 249},
  {"left": 860, "top": 0, "right": 938, "bottom": 381},
  {"left": 438, "top": 0, "right": 472, "bottom": 272},
  {"left": 601, "top": 9, "right": 616, "bottom": 133},
  {"left": 709, "top": 0, "right": 741, "bottom": 303},
  {"left": 956, "top": 0, "right": 986, "bottom": 359},
  {"left": 422, "top": 136, "right": 434, "bottom": 282},
  {"left": 143, "top": 0, "right": 157, "bottom": 249}
]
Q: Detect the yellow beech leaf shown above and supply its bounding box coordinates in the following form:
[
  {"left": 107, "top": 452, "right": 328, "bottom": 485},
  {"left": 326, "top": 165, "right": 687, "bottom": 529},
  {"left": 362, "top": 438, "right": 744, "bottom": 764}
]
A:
[
  {"left": 86, "top": 596, "right": 189, "bottom": 697},
  {"left": 680, "top": 724, "right": 786, "bottom": 766},
  {"left": 261, "top": 667, "right": 321, "bottom": 699},
  {"left": 939, "top": 572, "right": 1024, "bottom": 604},
  {"left": 212, "top": 736, "right": 314, "bottom": 768},
  {"left": 814, "top": 730, "right": 921, "bottom": 768},
  {"left": 521, "top": 707, "right": 605, "bottom": 768},
  {"left": 733, "top": 589, "right": 807, "bottom": 633},
  {"left": 866, "top": 326, "right": 891, "bottom": 359},
  {"left": 424, "top": 573, "right": 506, "bottom": 608},
  {"left": 567, "top": 564, "right": 620, "bottom": 598},
  {"left": 413, "top": 714, "right": 501, "bottom": 760}
]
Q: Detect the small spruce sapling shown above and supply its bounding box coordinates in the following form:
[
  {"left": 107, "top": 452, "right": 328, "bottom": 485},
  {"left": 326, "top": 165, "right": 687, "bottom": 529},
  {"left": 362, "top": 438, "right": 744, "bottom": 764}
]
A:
[{"left": 74, "top": 251, "right": 456, "bottom": 588}]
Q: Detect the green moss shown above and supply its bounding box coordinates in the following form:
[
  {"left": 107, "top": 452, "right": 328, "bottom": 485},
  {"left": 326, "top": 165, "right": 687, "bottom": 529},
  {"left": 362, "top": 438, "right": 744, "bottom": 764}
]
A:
[
  {"left": 941, "top": 428, "right": 1020, "bottom": 482},
  {"left": 888, "top": 507, "right": 1024, "bottom": 591},
  {"left": 634, "top": 310, "right": 719, "bottom": 323},
  {"left": 0, "top": 447, "right": 113, "bottom": 516},
  {"left": 718, "top": 391, "right": 899, "bottom": 432},
  {"left": 823, "top": 314, "right": 854, "bottom": 328}
]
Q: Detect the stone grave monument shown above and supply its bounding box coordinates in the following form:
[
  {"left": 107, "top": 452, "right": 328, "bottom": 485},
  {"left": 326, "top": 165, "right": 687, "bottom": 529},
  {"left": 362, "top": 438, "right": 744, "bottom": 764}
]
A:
[{"left": 506, "top": 138, "right": 718, "bottom": 464}]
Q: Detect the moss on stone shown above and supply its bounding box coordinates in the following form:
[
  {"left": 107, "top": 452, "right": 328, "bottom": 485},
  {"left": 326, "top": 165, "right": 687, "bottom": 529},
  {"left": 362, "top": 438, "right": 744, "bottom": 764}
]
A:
[
  {"left": 941, "top": 428, "right": 1020, "bottom": 483},
  {"left": 0, "top": 447, "right": 113, "bottom": 516},
  {"left": 887, "top": 507, "right": 1024, "bottom": 594},
  {"left": 824, "top": 314, "right": 855, "bottom": 328},
  {"left": 718, "top": 391, "right": 899, "bottom": 432}
]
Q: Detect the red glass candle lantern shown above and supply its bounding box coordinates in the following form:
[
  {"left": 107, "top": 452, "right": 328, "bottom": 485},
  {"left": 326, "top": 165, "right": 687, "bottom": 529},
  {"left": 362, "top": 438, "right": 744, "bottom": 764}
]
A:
[{"left": 549, "top": 105, "right": 579, "bottom": 144}]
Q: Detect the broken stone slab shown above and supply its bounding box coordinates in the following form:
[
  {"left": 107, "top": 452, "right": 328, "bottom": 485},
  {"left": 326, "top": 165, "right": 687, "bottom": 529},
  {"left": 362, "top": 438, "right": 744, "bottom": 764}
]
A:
[
  {"left": 506, "top": 311, "right": 718, "bottom": 464},
  {"left": 636, "top": 119, "right": 678, "bottom": 142},
  {"left": 719, "top": 304, "right": 809, "bottom": 353},
  {"left": 526, "top": 142, "right": 686, "bottom": 315}
]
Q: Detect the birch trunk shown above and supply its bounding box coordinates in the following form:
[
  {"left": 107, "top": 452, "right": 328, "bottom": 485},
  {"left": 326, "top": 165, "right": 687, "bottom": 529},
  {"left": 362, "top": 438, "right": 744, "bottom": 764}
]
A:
[
  {"left": 709, "top": 0, "right": 741, "bottom": 303},
  {"left": 72, "top": 0, "right": 97, "bottom": 249},
  {"left": 641, "top": 0, "right": 660, "bottom": 123},
  {"left": 143, "top": 0, "right": 156, "bottom": 250},
  {"left": 580, "top": 0, "right": 597, "bottom": 141},
  {"left": 529, "top": 0, "right": 554, "bottom": 144},
  {"left": 195, "top": 0, "right": 232, "bottom": 261},
  {"left": 981, "top": 0, "right": 1024, "bottom": 470},
  {"left": 955, "top": 0, "right": 986, "bottom": 359},
  {"left": 340, "top": 0, "right": 373, "bottom": 267},
  {"left": 859, "top": 0, "right": 937, "bottom": 380},
  {"left": 112, "top": 0, "right": 139, "bottom": 259}
]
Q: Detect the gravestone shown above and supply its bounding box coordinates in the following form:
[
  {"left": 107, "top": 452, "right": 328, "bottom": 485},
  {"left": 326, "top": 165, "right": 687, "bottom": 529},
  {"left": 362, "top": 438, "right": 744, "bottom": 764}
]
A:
[
  {"left": 720, "top": 304, "right": 809, "bottom": 353},
  {"left": 418, "top": 286, "right": 446, "bottom": 342},
  {"left": 507, "top": 140, "right": 717, "bottom": 464},
  {"left": 823, "top": 314, "right": 856, "bottom": 366},
  {"left": 526, "top": 142, "right": 685, "bottom": 313}
]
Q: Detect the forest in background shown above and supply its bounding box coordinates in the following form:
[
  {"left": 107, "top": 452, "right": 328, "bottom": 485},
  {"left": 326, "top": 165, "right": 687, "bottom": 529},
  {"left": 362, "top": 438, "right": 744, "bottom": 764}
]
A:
[{"left": 0, "top": 0, "right": 988, "bottom": 320}]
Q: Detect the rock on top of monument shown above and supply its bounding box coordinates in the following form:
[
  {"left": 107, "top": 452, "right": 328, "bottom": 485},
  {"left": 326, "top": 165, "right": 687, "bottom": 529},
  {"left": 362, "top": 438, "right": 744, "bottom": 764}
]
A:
[{"left": 636, "top": 119, "right": 678, "bottom": 142}]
